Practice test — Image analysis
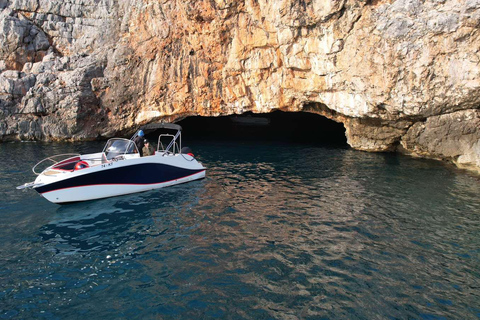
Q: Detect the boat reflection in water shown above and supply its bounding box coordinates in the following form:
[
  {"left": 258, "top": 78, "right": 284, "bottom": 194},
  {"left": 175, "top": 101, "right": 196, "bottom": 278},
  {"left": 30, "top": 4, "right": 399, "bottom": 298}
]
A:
[{"left": 39, "top": 179, "right": 207, "bottom": 256}]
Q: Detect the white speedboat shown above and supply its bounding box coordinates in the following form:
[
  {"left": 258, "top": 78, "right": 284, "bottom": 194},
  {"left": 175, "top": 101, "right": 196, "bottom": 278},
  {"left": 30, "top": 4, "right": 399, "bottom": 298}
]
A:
[{"left": 17, "top": 123, "right": 206, "bottom": 204}]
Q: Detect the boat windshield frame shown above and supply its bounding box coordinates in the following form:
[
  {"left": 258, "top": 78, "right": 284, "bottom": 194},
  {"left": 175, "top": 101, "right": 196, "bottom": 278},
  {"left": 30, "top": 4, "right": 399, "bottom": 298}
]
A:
[{"left": 103, "top": 138, "right": 139, "bottom": 160}]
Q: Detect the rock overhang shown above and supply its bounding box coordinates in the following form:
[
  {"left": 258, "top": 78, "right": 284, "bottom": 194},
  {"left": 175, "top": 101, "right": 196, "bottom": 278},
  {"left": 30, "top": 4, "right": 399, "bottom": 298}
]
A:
[{"left": 0, "top": 0, "right": 478, "bottom": 172}]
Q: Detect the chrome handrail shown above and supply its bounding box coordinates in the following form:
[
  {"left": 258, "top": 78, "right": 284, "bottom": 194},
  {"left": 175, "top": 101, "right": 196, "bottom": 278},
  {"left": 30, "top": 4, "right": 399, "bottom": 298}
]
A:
[{"left": 32, "top": 153, "right": 81, "bottom": 175}]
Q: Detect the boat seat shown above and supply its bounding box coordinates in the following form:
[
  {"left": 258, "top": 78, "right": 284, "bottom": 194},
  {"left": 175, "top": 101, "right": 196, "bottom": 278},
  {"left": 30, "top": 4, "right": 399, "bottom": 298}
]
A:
[{"left": 43, "top": 169, "right": 63, "bottom": 176}]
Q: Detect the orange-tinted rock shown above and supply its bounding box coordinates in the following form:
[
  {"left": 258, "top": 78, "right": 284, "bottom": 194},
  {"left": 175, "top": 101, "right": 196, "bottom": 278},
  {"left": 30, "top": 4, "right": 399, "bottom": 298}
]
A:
[{"left": 0, "top": 0, "right": 479, "bottom": 171}]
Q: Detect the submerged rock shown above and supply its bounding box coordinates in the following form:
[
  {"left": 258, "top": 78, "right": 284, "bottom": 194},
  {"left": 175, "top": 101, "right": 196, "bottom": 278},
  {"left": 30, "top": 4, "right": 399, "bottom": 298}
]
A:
[{"left": 0, "top": 0, "right": 479, "bottom": 172}]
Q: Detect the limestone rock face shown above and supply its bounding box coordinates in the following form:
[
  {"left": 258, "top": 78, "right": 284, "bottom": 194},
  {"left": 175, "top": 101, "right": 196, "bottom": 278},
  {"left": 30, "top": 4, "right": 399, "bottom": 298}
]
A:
[
  {"left": 401, "top": 109, "right": 480, "bottom": 172},
  {"left": 0, "top": 0, "right": 479, "bottom": 171}
]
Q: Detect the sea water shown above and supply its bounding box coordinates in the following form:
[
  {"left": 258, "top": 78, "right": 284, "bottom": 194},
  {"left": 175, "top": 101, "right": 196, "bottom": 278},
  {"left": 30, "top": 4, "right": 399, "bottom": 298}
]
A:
[{"left": 0, "top": 139, "right": 479, "bottom": 319}]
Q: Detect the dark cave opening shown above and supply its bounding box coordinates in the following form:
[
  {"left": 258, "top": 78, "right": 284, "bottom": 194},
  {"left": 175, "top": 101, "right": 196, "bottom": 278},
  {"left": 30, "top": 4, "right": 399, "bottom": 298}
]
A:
[{"left": 175, "top": 110, "right": 348, "bottom": 147}]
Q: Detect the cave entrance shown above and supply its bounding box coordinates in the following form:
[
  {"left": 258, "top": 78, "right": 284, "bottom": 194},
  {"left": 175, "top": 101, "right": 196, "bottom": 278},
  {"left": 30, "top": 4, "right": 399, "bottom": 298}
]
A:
[{"left": 175, "top": 110, "right": 348, "bottom": 147}]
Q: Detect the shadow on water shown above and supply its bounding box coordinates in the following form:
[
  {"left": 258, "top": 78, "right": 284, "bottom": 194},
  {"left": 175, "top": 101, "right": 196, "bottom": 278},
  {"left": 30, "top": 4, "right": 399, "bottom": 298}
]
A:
[{"left": 39, "top": 180, "right": 207, "bottom": 256}]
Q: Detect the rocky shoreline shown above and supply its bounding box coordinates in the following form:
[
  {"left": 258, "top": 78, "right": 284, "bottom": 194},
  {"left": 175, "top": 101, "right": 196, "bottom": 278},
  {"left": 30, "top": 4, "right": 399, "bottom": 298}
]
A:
[{"left": 1, "top": 0, "right": 479, "bottom": 172}]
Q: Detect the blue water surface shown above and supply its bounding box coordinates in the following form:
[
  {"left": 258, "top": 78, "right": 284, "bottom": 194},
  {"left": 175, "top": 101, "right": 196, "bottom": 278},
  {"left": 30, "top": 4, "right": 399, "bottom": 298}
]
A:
[{"left": 0, "top": 139, "right": 479, "bottom": 319}]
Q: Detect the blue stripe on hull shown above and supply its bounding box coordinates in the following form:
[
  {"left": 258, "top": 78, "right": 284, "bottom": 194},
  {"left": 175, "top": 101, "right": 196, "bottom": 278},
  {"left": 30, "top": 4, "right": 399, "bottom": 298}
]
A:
[{"left": 35, "top": 163, "right": 205, "bottom": 194}]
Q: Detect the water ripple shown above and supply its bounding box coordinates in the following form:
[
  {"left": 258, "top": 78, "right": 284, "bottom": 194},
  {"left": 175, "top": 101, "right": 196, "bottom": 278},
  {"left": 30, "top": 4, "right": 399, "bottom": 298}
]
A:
[{"left": 0, "top": 142, "right": 479, "bottom": 319}]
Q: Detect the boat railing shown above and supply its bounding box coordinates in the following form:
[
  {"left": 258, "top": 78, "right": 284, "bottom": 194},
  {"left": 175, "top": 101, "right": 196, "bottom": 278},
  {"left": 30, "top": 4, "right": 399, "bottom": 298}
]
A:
[
  {"left": 33, "top": 153, "right": 111, "bottom": 175},
  {"left": 158, "top": 130, "right": 181, "bottom": 156},
  {"left": 33, "top": 153, "right": 81, "bottom": 175}
]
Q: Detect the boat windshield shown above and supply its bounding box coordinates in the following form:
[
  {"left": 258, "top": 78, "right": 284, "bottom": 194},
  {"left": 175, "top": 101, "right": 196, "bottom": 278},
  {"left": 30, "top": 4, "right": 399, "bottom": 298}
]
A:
[{"left": 103, "top": 138, "right": 138, "bottom": 160}]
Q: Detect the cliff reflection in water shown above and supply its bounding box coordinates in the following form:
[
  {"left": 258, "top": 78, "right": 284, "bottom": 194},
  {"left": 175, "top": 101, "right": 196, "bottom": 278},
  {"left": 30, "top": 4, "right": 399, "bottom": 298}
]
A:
[
  {"left": 150, "top": 142, "right": 480, "bottom": 319},
  {"left": 1, "top": 139, "right": 479, "bottom": 319},
  {"left": 175, "top": 147, "right": 372, "bottom": 316}
]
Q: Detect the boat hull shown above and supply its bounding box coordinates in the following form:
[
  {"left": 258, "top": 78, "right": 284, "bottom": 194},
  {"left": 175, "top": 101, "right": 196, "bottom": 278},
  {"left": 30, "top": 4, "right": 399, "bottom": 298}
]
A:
[
  {"left": 33, "top": 155, "right": 206, "bottom": 204},
  {"left": 39, "top": 170, "right": 205, "bottom": 204}
]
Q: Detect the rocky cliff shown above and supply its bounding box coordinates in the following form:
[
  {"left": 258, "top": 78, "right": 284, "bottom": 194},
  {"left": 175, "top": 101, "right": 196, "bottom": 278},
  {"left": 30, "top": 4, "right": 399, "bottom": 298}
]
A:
[{"left": 0, "top": 0, "right": 479, "bottom": 172}]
